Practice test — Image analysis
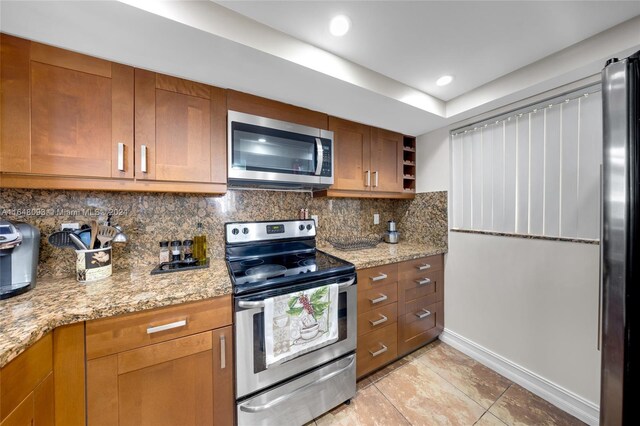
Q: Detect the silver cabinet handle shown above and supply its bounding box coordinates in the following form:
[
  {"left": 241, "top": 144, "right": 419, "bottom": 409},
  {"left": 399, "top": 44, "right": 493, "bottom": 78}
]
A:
[
  {"left": 369, "top": 344, "right": 388, "bottom": 357},
  {"left": 370, "top": 294, "right": 388, "bottom": 304},
  {"left": 370, "top": 272, "right": 388, "bottom": 282},
  {"left": 146, "top": 319, "right": 187, "bottom": 334},
  {"left": 240, "top": 355, "right": 355, "bottom": 413},
  {"left": 417, "top": 264, "right": 431, "bottom": 271},
  {"left": 416, "top": 278, "right": 431, "bottom": 286},
  {"left": 220, "top": 334, "right": 226, "bottom": 369},
  {"left": 415, "top": 309, "right": 431, "bottom": 319},
  {"left": 314, "top": 138, "right": 323, "bottom": 176},
  {"left": 117, "top": 142, "right": 125, "bottom": 171},
  {"left": 365, "top": 170, "right": 370, "bottom": 187},
  {"left": 373, "top": 170, "right": 379, "bottom": 187},
  {"left": 369, "top": 314, "right": 388, "bottom": 326},
  {"left": 141, "top": 144, "right": 148, "bottom": 173}
]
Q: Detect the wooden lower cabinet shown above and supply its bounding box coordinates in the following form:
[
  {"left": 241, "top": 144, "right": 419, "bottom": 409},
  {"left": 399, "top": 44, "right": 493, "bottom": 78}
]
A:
[
  {"left": 356, "top": 254, "right": 445, "bottom": 378},
  {"left": 86, "top": 297, "right": 233, "bottom": 426}
]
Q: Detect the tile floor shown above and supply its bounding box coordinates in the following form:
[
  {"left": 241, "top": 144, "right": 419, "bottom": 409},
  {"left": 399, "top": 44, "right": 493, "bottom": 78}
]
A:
[{"left": 311, "top": 340, "right": 584, "bottom": 426}]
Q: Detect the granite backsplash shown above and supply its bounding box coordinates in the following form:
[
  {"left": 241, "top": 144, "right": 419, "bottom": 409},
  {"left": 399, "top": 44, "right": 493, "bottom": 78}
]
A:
[{"left": 0, "top": 189, "right": 447, "bottom": 277}]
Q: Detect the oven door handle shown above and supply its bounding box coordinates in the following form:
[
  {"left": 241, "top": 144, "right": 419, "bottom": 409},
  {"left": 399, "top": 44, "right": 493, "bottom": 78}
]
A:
[
  {"left": 237, "top": 277, "right": 356, "bottom": 309},
  {"left": 239, "top": 354, "right": 356, "bottom": 413}
]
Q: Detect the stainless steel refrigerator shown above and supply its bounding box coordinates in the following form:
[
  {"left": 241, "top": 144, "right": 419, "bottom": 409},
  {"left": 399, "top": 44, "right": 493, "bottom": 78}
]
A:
[{"left": 601, "top": 52, "right": 638, "bottom": 425}]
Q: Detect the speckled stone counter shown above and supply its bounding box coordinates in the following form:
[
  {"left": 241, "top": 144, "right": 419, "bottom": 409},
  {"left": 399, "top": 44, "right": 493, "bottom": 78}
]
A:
[
  {"left": 0, "top": 260, "right": 232, "bottom": 368},
  {"left": 319, "top": 242, "right": 447, "bottom": 270}
]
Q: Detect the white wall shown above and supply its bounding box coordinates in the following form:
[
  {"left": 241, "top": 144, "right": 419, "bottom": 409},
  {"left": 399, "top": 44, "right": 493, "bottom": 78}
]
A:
[{"left": 418, "top": 126, "right": 602, "bottom": 407}]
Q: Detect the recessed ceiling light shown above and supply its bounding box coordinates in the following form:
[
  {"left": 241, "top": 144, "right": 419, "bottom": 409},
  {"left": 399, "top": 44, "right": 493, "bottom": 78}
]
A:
[
  {"left": 329, "top": 15, "right": 351, "bottom": 37},
  {"left": 436, "top": 75, "right": 453, "bottom": 86},
  {"left": 258, "top": 138, "right": 266, "bottom": 142}
]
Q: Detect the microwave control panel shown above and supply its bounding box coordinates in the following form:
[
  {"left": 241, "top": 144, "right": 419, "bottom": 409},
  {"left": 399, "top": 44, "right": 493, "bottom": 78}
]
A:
[{"left": 320, "top": 142, "right": 332, "bottom": 177}]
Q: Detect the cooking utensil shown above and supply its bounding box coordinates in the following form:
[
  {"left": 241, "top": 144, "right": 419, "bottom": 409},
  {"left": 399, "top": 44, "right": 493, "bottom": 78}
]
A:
[
  {"left": 89, "top": 220, "right": 98, "bottom": 250},
  {"left": 97, "top": 225, "right": 117, "bottom": 248},
  {"left": 48, "top": 231, "right": 76, "bottom": 249},
  {"left": 75, "top": 229, "right": 91, "bottom": 248},
  {"left": 68, "top": 233, "right": 88, "bottom": 250}
]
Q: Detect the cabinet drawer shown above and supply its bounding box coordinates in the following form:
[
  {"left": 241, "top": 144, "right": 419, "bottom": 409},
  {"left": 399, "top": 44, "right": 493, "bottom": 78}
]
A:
[
  {"left": 398, "top": 301, "right": 443, "bottom": 356},
  {"left": 399, "top": 269, "right": 443, "bottom": 310},
  {"left": 86, "top": 296, "right": 232, "bottom": 359},
  {"left": 356, "top": 323, "right": 398, "bottom": 378},
  {"left": 357, "top": 303, "right": 397, "bottom": 336},
  {"left": 357, "top": 281, "right": 397, "bottom": 314},
  {"left": 398, "top": 255, "right": 443, "bottom": 281},
  {"left": 357, "top": 264, "right": 398, "bottom": 291}
]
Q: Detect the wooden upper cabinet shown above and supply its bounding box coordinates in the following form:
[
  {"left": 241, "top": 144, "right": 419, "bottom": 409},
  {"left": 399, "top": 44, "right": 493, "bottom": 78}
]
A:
[
  {"left": 370, "top": 128, "right": 403, "bottom": 193},
  {"left": 134, "top": 70, "right": 226, "bottom": 184},
  {"left": 0, "top": 34, "right": 134, "bottom": 179},
  {"left": 329, "top": 117, "right": 371, "bottom": 191}
]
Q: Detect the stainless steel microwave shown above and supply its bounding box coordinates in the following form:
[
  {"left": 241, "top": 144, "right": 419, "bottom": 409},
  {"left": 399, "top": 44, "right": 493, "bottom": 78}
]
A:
[{"left": 227, "top": 111, "right": 334, "bottom": 189}]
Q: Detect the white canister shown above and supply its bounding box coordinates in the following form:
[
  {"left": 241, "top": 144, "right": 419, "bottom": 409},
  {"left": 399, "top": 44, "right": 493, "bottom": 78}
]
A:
[{"left": 76, "top": 247, "right": 112, "bottom": 282}]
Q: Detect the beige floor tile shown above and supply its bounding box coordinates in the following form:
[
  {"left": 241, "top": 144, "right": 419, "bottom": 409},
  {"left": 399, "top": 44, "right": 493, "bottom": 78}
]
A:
[
  {"left": 403, "top": 339, "right": 442, "bottom": 362},
  {"left": 356, "top": 376, "right": 374, "bottom": 391},
  {"left": 375, "top": 358, "right": 486, "bottom": 425},
  {"left": 366, "top": 355, "right": 412, "bottom": 383},
  {"left": 475, "top": 412, "right": 507, "bottom": 425},
  {"left": 419, "top": 343, "right": 512, "bottom": 408},
  {"left": 489, "top": 384, "right": 585, "bottom": 426},
  {"left": 315, "top": 385, "right": 409, "bottom": 426}
]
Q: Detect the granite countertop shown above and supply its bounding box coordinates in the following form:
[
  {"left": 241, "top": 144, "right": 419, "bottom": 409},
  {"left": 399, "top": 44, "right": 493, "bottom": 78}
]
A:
[
  {"left": 319, "top": 241, "right": 447, "bottom": 270},
  {"left": 0, "top": 260, "right": 232, "bottom": 368}
]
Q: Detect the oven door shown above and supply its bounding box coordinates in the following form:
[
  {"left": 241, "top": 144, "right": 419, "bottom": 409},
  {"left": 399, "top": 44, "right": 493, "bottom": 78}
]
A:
[{"left": 235, "top": 274, "right": 356, "bottom": 399}]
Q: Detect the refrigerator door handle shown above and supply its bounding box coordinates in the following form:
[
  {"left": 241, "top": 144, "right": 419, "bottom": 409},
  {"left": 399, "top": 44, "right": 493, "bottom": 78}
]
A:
[{"left": 598, "top": 163, "right": 603, "bottom": 351}]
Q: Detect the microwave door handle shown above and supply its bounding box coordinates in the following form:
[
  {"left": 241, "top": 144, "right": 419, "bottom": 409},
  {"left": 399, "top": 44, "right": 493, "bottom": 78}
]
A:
[{"left": 315, "top": 138, "right": 323, "bottom": 176}]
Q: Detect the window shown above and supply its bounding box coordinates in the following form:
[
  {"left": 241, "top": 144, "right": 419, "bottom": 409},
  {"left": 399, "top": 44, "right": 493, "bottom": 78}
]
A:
[{"left": 451, "top": 86, "right": 601, "bottom": 241}]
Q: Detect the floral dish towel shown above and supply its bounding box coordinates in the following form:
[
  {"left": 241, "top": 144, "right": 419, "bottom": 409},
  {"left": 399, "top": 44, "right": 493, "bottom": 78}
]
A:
[{"left": 264, "top": 283, "right": 339, "bottom": 368}]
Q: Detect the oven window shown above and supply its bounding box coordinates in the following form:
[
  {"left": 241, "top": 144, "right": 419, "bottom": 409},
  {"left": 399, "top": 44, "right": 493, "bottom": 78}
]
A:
[
  {"left": 232, "top": 122, "right": 319, "bottom": 175},
  {"left": 252, "top": 291, "right": 348, "bottom": 374}
]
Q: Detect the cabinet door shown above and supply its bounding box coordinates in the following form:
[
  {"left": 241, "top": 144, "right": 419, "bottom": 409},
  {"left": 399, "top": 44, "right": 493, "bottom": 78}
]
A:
[
  {"left": 329, "top": 117, "right": 371, "bottom": 191},
  {"left": 371, "top": 127, "right": 403, "bottom": 193},
  {"left": 0, "top": 34, "right": 134, "bottom": 179},
  {"left": 135, "top": 70, "right": 226, "bottom": 184},
  {"left": 212, "top": 326, "right": 234, "bottom": 426}
]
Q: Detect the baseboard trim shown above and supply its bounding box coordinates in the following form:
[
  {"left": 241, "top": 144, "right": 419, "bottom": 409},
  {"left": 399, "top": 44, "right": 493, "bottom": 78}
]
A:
[{"left": 439, "top": 329, "right": 599, "bottom": 425}]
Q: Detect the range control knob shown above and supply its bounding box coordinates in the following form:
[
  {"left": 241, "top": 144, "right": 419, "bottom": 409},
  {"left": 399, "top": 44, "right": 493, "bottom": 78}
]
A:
[
  {"left": 231, "top": 228, "right": 239, "bottom": 235},
  {"left": 242, "top": 227, "right": 249, "bottom": 235},
  {"left": 299, "top": 224, "right": 305, "bottom": 231},
  {"left": 306, "top": 224, "right": 312, "bottom": 231}
]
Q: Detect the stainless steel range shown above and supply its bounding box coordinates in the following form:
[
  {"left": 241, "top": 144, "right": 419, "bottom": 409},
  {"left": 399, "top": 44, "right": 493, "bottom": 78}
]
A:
[{"left": 225, "top": 219, "right": 356, "bottom": 426}]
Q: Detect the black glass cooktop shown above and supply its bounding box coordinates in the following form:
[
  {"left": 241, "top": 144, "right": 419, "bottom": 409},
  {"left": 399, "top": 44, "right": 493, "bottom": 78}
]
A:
[{"left": 227, "top": 249, "right": 354, "bottom": 295}]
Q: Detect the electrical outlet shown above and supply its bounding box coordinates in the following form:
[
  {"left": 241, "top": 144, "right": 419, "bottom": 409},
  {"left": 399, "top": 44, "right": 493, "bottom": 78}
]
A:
[
  {"left": 373, "top": 214, "right": 380, "bottom": 225},
  {"left": 61, "top": 222, "right": 80, "bottom": 231},
  {"left": 311, "top": 215, "right": 319, "bottom": 228}
]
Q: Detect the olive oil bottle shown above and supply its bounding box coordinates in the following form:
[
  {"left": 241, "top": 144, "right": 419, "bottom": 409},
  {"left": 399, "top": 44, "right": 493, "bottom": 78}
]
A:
[{"left": 193, "top": 222, "right": 207, "bottom": 261}]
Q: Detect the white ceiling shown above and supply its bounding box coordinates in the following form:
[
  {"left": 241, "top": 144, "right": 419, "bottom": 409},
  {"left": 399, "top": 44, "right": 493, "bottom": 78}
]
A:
[
  {"left": 1, "top": 1, "right": 640, "bottom": 136},
  {"left": 218, "top": 1, "right": 640, "bottom": 101}
]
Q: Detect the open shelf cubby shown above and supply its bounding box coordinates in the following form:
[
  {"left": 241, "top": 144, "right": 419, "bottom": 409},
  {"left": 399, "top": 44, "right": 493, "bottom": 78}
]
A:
[{"left": 402, "top": 136, "right": 416, "bottom": 193}]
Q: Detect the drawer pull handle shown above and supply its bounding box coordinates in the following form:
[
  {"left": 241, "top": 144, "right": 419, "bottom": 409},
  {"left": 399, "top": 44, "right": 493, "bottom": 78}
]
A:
[
  {"left": 417, "top": 264, "right": 431, "bottom": 271},
  {"left": 220, "top": 334, "right": 226, "bottom": 369},
  {"left": 415, "top": 309, "right": 432, "bottom": 319},
  {"left": 369, "top": 314, "right": 388, "bottom": 326},
  {"left": 370, "top": 294, "right": 388, "bottom": 304},
  {"left": 369, "top": 344, "right": 388, "bottom": 357},
  {"left": 416, "top": 278, "right": 431, "bottom": 286},
  {"left": 370, "top": 272, "right": 388, "bottom": 282},
  {"left": 146, "top": 319, "right": 187, "bottom": 334},
  {"left": 141, "top": 144, "right": 148, "bottom": 173},
  {"left": 117, "top": 142, "right": 125, "bottom": 171}
]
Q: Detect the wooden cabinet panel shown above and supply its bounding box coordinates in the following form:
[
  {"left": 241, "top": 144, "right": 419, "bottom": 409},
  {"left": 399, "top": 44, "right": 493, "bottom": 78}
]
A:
[
  {"left": 356, "top": 323, "right": 398, "bottom": 378},
  {"left": 227, "top": 90, "right": 327, "bottom": 129},
  {"left": 33, "top": 373, "right": 54, "bottom": 426},
  {"left": 398, "top": 255, "right": 444, "bottom": 280},
  {"left": 211, "top": 326, "right": 234, "bottom": 426},
  {"left": 86, "top": 356, "right": 118, "bottom": 426},
  {"left": 357, "top": 263, "right": 398, "bottom": 292},
  {"left": 329, "top": 117, "right": 371, "bottom": 191},
  {"left": 357, "top": 281, "right": 397, "bottom": 314},
  {"left": 0, "top": 35, "right": 134, "bottom": 179},
  {"left": 53, "top": 323, "right": 85, "bottom": 426},
  {"left": 398, "top": 269, "right": 443, "bottom": 315},
  {"left": 357, "top": 302, "right": 398, "bottom": 337},
  {"left": 398, "top": 301, "right": 443, "bottom": 356},
  {"left": 0, "top": 392, "right": 33, "bottom": 426},
  {"left": 370, "top": 128, "right": 403, "bottom": 193},
  {"left": 86, "top": 296, "right": 232, "bottom": 360},
  {"left": 0, "top": 334, "right": 52, "bottom": 421}
]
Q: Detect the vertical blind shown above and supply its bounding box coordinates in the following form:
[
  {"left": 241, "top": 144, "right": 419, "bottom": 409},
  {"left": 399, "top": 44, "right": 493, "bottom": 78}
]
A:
[{"left": 451, "top": 88, "right": 602, "bottom": 240}]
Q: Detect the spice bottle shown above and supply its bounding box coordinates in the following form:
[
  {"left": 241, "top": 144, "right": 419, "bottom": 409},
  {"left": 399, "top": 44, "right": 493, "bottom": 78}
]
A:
[
  {"left": 159, "top": 241, "right": 170, "bottom": 263},
  {"left": 170, "top": 240, "right": 182, "bottom": 262},
  {"left": 183, "top": 239, "right": 194, "bottom": 260},
  {"left": 194, "top": 223, "right": 207, "bottom": 260}
]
